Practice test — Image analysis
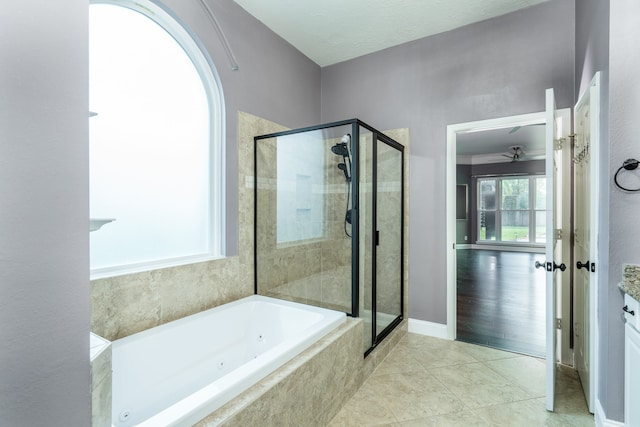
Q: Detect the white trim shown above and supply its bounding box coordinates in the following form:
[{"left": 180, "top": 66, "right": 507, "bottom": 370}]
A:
[
  {"left": 589, "top": 72, "right": 601, "bottom": 414},
  {"left": 408, "top": 318, "right": 451, "bottom": 340},
  {"left": 456, "top": 243, "right": 471, "bottom": 249},
  {"left": 469, "top": 244, "right": 545, "bottom": 253},
  {"left": 596, "top": 399, "right": 624, "bottom": 427}
]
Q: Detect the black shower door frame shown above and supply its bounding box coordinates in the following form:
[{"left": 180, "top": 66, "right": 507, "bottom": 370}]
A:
[{"left": 253, "top": 119, "right": 404, "bottom": 356}]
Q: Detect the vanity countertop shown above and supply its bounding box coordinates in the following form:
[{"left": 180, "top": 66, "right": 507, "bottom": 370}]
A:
[{"left": 619, "top": 264, "right": 640, "bottom": 303}]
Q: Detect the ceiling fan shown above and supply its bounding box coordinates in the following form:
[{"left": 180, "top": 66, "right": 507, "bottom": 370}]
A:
[{"left": 502, "top": 146, "right": 526, "bottom": 162}]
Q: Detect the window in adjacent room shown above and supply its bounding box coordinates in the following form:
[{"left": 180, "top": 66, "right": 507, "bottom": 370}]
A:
[{"left": 477, "top": 176, "right": 546, "bottom": 245}]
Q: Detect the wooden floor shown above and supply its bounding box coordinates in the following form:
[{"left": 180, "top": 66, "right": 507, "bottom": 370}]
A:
[{"left": 456, "top": 249, "right": 547, "bottom": 357}]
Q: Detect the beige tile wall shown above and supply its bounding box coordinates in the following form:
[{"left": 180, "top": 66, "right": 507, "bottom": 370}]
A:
[
  {"left": 195, "top": 318, "right": 408, "bottom": 427},
  {"left": 255, "top": 134, "right": 353, "bottom": 312}
]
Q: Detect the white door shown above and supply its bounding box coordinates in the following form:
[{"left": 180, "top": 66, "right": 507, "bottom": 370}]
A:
[
  {"left": 543, "top": 88, "right": 569, "bottom": 412},
  {"left": 573, "top": 73, "right": 600, "bottom": 413}
]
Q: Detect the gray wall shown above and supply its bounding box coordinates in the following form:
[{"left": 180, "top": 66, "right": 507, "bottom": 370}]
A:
[
  {"left": 160, "top": 0, "right": 321, "bottom": 255},
  {"left": 321, "top": 0, "right": 575, "bottom": 323},
  {"left": 0, "top": 1, "right": 90, "bottom": 426},
  {"left": 601, "top": 1, "right": 640, "bottom": 423},
  {"left": 1, "top": 1, "right": 321, "bottom": 425}
]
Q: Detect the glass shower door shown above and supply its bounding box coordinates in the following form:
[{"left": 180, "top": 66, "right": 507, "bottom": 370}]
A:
[{"left": 375, "top": 137, "right": 403, "bottom": 336}]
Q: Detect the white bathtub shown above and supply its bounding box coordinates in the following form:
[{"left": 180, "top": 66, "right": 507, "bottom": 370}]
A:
[{"left": 111, "top": 295, "right": 345, "bottom": 427}]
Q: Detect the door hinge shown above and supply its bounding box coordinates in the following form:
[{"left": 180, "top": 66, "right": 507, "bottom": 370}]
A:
[
  {"left": 555, "top": 229, "right": 563, "bottom": 240},
  {"left": 555, "top": 135, "right": 575, "bottom": 150},
  {"left": 557, "top": 318, "right": 562, "bottom": 330}
]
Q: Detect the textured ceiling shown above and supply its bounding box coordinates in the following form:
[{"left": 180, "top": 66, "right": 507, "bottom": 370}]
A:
[{"left": 232, "top": 0, "right": 550, "bottom": 66}]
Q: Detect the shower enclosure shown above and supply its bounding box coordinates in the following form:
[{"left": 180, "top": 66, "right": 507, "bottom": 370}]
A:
[{"left": 254, "top": 119, "right": 404, "bottom": 355}]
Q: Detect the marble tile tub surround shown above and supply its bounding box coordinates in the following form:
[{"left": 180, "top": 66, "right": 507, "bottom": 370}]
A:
[
  {"left": 329, "top": 333, "right": 594, "bottom": 427},
  {"left": 90, "top": 333, "right": 111, "bottom": 427},
  {"left": 619, "top": 263, "right": 640, "bottom": 302},
  {"left": 196, "top": 318, "right": 407, "bottom": 427}
]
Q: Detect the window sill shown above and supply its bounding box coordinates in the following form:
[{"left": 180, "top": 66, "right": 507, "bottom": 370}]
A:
[
  {"left": 470, "top": 242, "right": 545, "bottom": 253},
  {"left": 90, "top": 253, "right": 224, "bottom": 281}
]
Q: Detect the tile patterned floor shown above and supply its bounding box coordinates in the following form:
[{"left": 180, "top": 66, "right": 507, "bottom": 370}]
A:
[{"left": 328, "top": 333, "right": 594, "bottom": 426}]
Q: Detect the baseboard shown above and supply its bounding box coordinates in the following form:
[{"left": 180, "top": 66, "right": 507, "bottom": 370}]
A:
[
  {"left": 596, "top": 399, "right": 624, "bottom": 427},
  {"left": 408, "top": 318, "right": 450, "bottom": 340}
]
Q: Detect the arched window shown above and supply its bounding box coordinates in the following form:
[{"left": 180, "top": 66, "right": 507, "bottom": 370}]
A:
[{"left": 89, "top": 0, "right": 224, "bottom": 278}]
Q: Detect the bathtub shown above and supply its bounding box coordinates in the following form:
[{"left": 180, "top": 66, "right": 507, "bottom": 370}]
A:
[{"left": 111, "top": 295, "right": 346, "bottom": 427}]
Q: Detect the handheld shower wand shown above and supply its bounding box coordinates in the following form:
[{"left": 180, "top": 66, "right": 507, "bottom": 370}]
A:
[
  {"left": 330, "top": 134, "right": 353, "bottom": 237},
  {"left": 337, "top": 163, "right": 350, "bottom": 182}
]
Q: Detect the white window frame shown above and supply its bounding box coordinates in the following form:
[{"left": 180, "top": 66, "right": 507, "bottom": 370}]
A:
[
  {"left": 477, "top": 175, "right": 546, "bottom": 246},
  {"left": 89, "top": 0, "right": 225, "bottom": 279}
]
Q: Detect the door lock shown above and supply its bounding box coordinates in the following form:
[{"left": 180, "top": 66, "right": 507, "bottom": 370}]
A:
[
  {"left": 535, "top": 261, "right": 566, "bottom": 272},
  {"left": 577, "top": 260, "right": 596, "bottom": 272},
  {"left": 576, "top": 260, "right": 590, "bottom": 270}
]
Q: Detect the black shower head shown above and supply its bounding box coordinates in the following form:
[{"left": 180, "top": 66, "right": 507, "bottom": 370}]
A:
[{"left": 331, "top": 142, "right": 349, "bottom": 157}]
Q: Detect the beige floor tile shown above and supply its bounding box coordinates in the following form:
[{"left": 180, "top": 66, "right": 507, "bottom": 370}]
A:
[
  {"left": 397, "top": 333, "right": 459, "bottom": 354},
  {"left": 556, "top": 364, "right": 585, "bottom": 396},
  {"left": 329, "top": 335, "right": 594, "bottom": 427},
  {"left": 328, "top": 386, "right": 398, "bottom": 427},
  {"left": 475, "top": 396, "right": 594, "bottom": 427},
  {"left": 429, "top": 362, "right": 530, "bottom": 408},
  {"left": 367, "top": 371, "right": 466, "bottom": 421},
  {"left": 454, "top": 340, "right": 521, "bottom": 362},
  {"left": 411, "top": 342, "right": 479, "bottom": 369},
  {"left": 484, "top": 356, "right": 546, "bottom": 398},
  {"left": 552, "top": 392, "right": 594, "bottom": 426},
  {"left": 396, "top": 410, "right": 488, "bottom": 426},
  {"left": 371, "top": 345, "right": 427, "bottom": 377},
  {"left": 474, "top": 398, "right": 558, "bottom": 426}
]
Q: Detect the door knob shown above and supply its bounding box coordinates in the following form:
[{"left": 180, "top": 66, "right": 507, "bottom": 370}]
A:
[
  {"left": 553, "top": 262, "right": 567, "bottom": 272},
  {"left": 577, "top": 260, "right": 590, "bottom": 270},
  {"left": 535, "top": 261, "right": 566, "bottom": 272}
]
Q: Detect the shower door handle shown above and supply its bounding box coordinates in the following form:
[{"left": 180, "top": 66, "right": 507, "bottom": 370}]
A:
[{"left": 375, "top": 230, "right": 380, "bottom": 246}]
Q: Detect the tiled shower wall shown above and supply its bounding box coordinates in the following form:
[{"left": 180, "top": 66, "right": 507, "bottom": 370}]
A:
[
  {"left": 258, "top": 129, "right": 410, "bottom": 318},
  {"left": 255, "top": 135, "right": 354, "bottom": 312}
]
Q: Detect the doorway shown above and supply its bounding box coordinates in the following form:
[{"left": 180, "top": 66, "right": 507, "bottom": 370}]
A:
[
  {"left": 446, "top": 112, "right": 573, "bottom": 361},
  {"left": 446, "top": 80, "right": 600, "bottom": 413},
  {"left": 451, "top": 117, "right": 549, "bottom": 357}
]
